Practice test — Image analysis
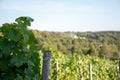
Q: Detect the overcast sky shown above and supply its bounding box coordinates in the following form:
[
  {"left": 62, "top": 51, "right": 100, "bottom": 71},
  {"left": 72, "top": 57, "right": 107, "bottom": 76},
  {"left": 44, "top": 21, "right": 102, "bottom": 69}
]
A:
[{"left": 0, "top": 0, "right": 120, "bottom": 32}]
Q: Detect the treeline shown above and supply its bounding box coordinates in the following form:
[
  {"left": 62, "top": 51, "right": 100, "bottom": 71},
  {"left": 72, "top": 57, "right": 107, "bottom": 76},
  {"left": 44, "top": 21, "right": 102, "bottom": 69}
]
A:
[{"left": 33, "top": 30, "right": 120, "bottom": 60}]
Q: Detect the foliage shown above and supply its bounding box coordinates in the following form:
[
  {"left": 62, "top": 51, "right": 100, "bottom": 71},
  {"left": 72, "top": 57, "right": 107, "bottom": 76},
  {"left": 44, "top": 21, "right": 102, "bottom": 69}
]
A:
[
  {"left": 33, "top": 30, "right": 120, "bottom": 59},
  {"left": 0, "top": 17, "right": 40, "bottom": 79},
  {"left": 1, "top": 16, "right": 119, "bottom": 79},
  {"left": 39, "top": 50, "right": 118, "bottom": 80}
]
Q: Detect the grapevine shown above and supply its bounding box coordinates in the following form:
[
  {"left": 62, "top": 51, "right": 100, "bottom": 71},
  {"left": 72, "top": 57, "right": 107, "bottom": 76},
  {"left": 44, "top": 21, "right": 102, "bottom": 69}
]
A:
[{"left": 0, "top": 16, "right": 40, "bottom": 80}]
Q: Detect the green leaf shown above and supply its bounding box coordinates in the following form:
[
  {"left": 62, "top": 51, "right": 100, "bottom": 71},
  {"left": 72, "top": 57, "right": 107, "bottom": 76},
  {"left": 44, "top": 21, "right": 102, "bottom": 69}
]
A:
[
  {"left": 7, "top": 29, "right": 21, "bottom": 42},
  {"left": 1, "top": 23, "right": 12, "bottom": 34},
  {"left": 15, "top": 16, "right": 34, "bottom": 29},
  {"left": 22, "top": 46, "right": 29, "bottom": 52},
  {"left": 0, "top": 42, "right": 11, "bottom": 55},
  {"left": 26, "top": 30, "right": 35, "bottom": 44},
  {"left": 0, "top": 58, "right": 11, "bottom": 74},
  {"left": 10, "top": 55, "right": 27, "bottom": 67},
  {"left": 0, "top": 51, "right": 3, "bottom": 58},
  {"left": 24, "top": 75, "right": 31, "bottom": 80},
  {"left": 1, "top": 23, "right": 21, "bottom": 42},
  {"left": 23, "top": 34, "right": 29, "bottom": 43},
  {"left": 16, "top": 74, "right": 23, "bottom": 80},
  {"left": 24, "top": 68, "right": 34, "bottom": 79}
]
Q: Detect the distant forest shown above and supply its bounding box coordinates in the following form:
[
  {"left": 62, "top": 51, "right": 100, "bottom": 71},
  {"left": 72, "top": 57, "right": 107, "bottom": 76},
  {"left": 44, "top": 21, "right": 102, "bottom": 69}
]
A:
[{"left": 33, "top": 30, "right": 120, "bottom": 60}]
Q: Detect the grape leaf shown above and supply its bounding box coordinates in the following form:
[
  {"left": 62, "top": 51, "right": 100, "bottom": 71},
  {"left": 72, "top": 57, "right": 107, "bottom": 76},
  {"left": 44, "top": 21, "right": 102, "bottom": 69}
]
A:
[
  {"left": 10, "top": 55, "right": 27, "bottom": 67},
  {"left": 15, "top": 16, "right": 34, "bottom": 29},
  {"left": 0, "top": 51, "right": 3, "bottom": 58},
  {"left": 23, "top": 34, "right": 29, "bottom": 43},
  {"left": 7, "top": 29, "right": 21, "bottom": 42},
  {"left": 0, "top": 16, "right": 40, "bottom": 79}
]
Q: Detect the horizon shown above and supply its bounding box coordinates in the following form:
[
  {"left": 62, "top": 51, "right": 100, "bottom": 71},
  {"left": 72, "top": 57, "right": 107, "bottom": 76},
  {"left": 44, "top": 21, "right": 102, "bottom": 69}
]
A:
[
  {"left": 32, "top": 28, "right": 120, "bottom": 33},
  {"left": 0, "top": 0, "right": 120, "bottom": 32}
]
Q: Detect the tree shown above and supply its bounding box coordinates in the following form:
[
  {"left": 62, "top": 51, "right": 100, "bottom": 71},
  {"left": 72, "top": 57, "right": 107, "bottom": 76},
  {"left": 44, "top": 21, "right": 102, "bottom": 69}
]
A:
[{"left": 99, "top": 43, "right": 119, "bottom": 59}]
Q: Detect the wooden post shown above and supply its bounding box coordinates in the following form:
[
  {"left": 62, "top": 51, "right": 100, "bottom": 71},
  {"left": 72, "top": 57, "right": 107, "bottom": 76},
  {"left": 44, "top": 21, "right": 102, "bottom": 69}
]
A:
[
  {"left": 41, "top": 50, "right": 51, "bottom": 80},
  {"left": 89, "top": 63, "right": 92, "bottom": 80},
  {"left": 78, "top": 62, "right": 82, "bottom": 80}
]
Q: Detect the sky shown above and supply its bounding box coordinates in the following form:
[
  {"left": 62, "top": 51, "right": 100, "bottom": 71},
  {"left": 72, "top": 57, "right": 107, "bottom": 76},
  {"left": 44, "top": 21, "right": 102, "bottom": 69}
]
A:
[{"left": 0, "top": 0, "right": 120, "bottom": 32}]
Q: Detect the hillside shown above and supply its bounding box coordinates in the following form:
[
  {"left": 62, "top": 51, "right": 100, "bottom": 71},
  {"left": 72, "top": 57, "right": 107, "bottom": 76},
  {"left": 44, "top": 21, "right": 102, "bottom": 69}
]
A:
[
  {"left": 0, "top": 16, "right": 119, "bottom": 80},
  {"left": 33, "top": 30, "right": 120, "bottom": 60},
  {"left": 39, "top": 50, "right": 118, "bottom": 80}
]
